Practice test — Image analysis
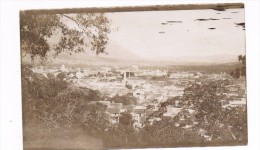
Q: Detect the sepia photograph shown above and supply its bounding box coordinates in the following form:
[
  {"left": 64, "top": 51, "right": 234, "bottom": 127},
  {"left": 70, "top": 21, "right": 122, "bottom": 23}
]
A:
[{"left": 20, "top": 3, "right": 247, "bottom": 149}]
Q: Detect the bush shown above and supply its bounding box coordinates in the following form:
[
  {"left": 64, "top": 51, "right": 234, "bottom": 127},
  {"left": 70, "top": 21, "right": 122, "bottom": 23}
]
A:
[
  {"left": 22, "top": 66, "right": 105, "bottom": 130},
  {"left": 111, "top": 94, "right": 137, "bottom": 105}
]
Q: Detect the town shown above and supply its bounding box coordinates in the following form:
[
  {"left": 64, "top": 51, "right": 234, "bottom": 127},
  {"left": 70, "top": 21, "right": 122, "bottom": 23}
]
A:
[{"left": 31, "top": 63, "right": 246, "bottom": 139}]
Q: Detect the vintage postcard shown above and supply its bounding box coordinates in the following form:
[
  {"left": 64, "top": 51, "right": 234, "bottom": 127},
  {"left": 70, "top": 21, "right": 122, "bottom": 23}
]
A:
[{"left": 20, "top": 3, "right": 247, "bottom": 149}]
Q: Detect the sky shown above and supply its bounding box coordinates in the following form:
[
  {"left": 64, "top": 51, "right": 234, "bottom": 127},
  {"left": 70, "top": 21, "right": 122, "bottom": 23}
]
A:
[{"left": 98, "top": 8, "right": 246, "bottom": 63}]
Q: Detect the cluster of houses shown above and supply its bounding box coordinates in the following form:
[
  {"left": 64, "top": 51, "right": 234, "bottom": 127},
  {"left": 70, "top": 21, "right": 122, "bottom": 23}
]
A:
[
  {"left": 31, "top": 65, "right": 198, "bottom": 103},
  {"left": 90, "top": 100, "right": 162, "bottom": 128},
  {"left": 221, "top": 97, "right": 246, "bottom": 108},
  {"left": 64, "top": 65, "right": 192, "bottom": 103},
  {"left": 31, "top": 64, "right": 86, "bottom": 81},
  {"left": 31, "top": 64, "right": 246, "bottom": 131},
  {"left": 220, "top": 79, "right": 247, "bottom": 108},
  {"left": 90, "top": 99, "right": 202, "bottom": 130}
]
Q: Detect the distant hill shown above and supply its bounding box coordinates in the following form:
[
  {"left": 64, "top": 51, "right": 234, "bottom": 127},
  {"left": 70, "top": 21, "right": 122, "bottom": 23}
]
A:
[
  {"left": 22, "top": 39, "right": 241, "bottom": 67},
  {"left": 165, "top": 62, "right": 241, "bottom": 74},
  {"left": 51, "top": 41, "right": 144, "bottom": 65},
  {"left": 147, "top": 53, "right": 239, "bottom": 65},
  {"left": 101, "top": 42, "right": 143, "bottom": 61},
  {"left": 52, "top": 52, "right": 239, "bottom": 65},
  {"left": 54, "top": 53, "right": 119, "bottom": 64}
]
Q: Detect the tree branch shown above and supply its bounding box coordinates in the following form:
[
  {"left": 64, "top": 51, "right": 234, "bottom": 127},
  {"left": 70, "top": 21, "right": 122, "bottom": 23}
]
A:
[{"left": 60, "top": 14, "right": 92, "bottom": 37}]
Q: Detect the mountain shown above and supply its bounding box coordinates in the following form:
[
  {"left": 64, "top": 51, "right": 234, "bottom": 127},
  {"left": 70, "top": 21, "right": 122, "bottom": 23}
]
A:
[
  {"left": 53, "top": 53, "right": 119, "bottom": 65},
  {"left": 100, "top": 42, "right": 143, "bottom": 61},
  {"left": 22, "top": 39, "right": 241, "bottom": 66},
  {"left": 146, "top": 53, "right": 239, "bottom": 65},
  {"left": 52, "top": 41, "right": 144, "bottom": 65}
]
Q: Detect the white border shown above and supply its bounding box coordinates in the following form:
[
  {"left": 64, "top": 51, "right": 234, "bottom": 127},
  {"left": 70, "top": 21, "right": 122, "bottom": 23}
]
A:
[{"left": 1, "top": 0, "right": 259, "bottom": 150}]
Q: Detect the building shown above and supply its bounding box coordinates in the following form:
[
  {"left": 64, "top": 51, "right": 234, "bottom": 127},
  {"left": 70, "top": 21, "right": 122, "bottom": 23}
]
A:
[
  {"left": 163, "top": 106, "right": 182, "bottom": 117},
  {"left": 76, "top": 70, "right": 84, "bottom": 79},
  {"left": 132, "top": 109, "right": 146, "bottom": 126},
  {"left": 60, "top": 64, "right": 69, "bottom": 72},
  {"left": 106, "top": 108, "right": 121, "bottom": 124}
]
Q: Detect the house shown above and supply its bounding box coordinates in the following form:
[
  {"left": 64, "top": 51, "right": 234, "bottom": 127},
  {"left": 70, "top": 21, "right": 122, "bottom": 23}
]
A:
[
  {"left": 60, "top": 64, "right": 68, "bottom": 72},
  {"left": 105, "top": 102, "right": 124, "bottom": 124},
  {"left": 146, "top": 110, "right": 155, "bottom": 118},
  {"left": 106, "top": 108, "right": 121, "bottom": 124},
  {"left": 221, "top": 100, "right": 229, "bottom": 108},
  {"left": 124, "top": 105, "right": 134, "bottom": 113},
  {"left": 76, "top": 70, "right": 84, "bottom": 79},
  {"left": 146, "top": 104, "right": 155, "bottom": 110},
  {"left": 163, "top": 106, "right": 182, "bottom": 117},
  {"left": 148, "top": 117, "right": 161, "bottom": 125},
  {"left": 89, "top": 101, "right": 98, "bottom": 105},
  {"left": 132, "top": 107, "right": 146, "bottom": 125},
  {"left": 181, "top": 124, "right": 193, "bottom": 129},
  {"left": 221, "top": 98, "right": 246, "bottom": 108},
  {"left": 68, "top": 73, "right": 75, "bottom": 78},
  {"left": 97, "top": 101, "right": 111, "bottom": 107},
  {"left": 133, "top": 116, "right": 146, "bottom": 128},
  {"left": 134, "top": 105, "right": 146, "bottom": 109},
  {"left": 109, "top": 103, "right": 123, "bottom": 109},
  {"left": 229, "top": 99, "right": 246, "bottom": 107}
]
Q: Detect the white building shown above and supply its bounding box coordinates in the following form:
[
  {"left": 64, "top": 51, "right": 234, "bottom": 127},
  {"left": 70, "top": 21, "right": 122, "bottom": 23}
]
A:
[
  {"left": 60, "top": 64, "right": 69, "bottom": 72},
  {"left": 76, "top": 70, "right": 84, "bottom": 79},
  {"left": 163, "top": 106, "right": 182, "bottom": 117}
]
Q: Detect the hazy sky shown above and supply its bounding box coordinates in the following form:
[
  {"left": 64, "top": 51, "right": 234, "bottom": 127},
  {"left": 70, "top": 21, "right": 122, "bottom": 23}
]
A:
[{"left": 101, "top": 8, "right": 245, "bottom": 62}]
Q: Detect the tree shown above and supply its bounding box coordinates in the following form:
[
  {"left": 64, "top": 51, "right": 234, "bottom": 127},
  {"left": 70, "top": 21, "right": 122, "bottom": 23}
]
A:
[
  {"left": 137, "top": 118, "right": 205, "bottom": 147},
  {"left": 20, "top": 11, "right": 111, "bottom": 61},
  {"left": 21, "top": 66, "right": 106, "bottom": 129},
  {"left": 57, "top": 72, "right": 66, "bottom": 80},
  {"left": 111, "top": 94, "right": 137, "bottom": 105},
  {"left": 179, "top": 80, "right": 247, "bottom": 144},
  {"left": 21, "top": 66, "right": 69, "bottom": 128},
  {"left": 119, "top": 113, "right": 133, "bottom": 126},
  {"left": 219, "top": 107, "right": 247, "bottom": 143},
  {"left": 231, "top": 54, "right": 246, "bottom": 78},
  {"left": 238, "top": 55, "right": 242, "bottom": 63},
  {"left": 241, "top": 66, "right": 246, "bottom": 76},
  {"left": 125, "top": 84, "right": 132, "bottom": 89},
  {"left": 234, "top": 67, "right": 241, "bottom": 78},
  {"left": 180, "top": 81, "right": 225, "bottom": 141}
]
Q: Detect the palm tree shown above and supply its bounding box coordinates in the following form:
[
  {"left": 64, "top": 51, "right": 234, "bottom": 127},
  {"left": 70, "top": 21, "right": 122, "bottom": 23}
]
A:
[
  {"left": 242, "top": 55, "right": 246, "bottom": 65},
  {"left": 232, "top": 54, "right": 246, "bottom": 78},
  {"left": 238, "top": 55, "right": 243, "bottom": 63}
]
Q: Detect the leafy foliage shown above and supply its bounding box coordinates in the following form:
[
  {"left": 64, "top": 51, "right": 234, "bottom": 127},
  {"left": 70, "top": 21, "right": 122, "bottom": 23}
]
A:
[
  {"left": 230, "top": 55, "right": 246, "bottom": 78},
  {"left": 119, "top": 113, "right": 133, "bottom": 126},
  {"left": 57, "top": 72, "right": 66, "bottom": 80},
  {"left": 111, "top": 94, "right": 137, "bottom": 105},
  {"left": 160, "top": 80, "right": 247, "bottom": 145},
  {"left": 22, "top": 66, "right": 104, "bottom": 129},
  {"left": 20, "top": 12, "right": 110, "bottom": 61}
]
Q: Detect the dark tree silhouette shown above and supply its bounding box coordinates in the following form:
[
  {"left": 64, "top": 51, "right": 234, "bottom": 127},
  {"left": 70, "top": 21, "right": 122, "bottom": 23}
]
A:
[
  {"left": 111, "top": 94, "right": 137, "bottom": 105},
  {"left": 231, "top": 54, "right": 246, "bottom": 78},
  {"left": 238, "top": 55, "right": 242, "bottom": 63},
  {"left": 119, "top": 113, "right": 133, "bottom": 126},
  {"left": 234, "top": 67, "right": 241, "bottom": 78},
  {"left": 57, "top": 72, "right": 66, "bottom": 80},
  {"left": 241, "top": 55, "right": 246, "bottom": 65}
]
